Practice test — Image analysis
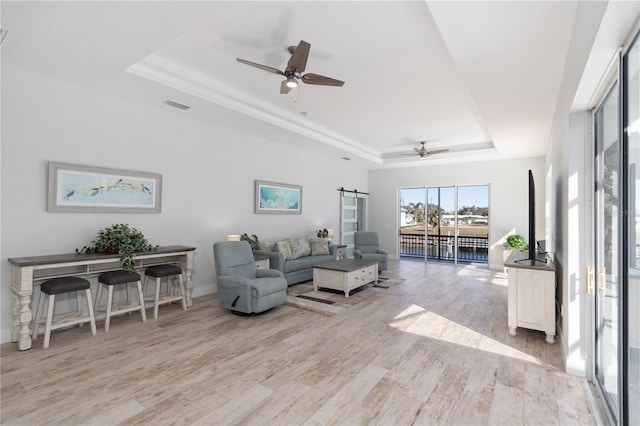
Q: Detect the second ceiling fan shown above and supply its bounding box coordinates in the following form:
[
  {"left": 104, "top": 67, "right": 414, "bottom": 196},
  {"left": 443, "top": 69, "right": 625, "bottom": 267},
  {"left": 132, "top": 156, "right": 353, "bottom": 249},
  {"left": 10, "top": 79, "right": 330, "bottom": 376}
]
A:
[
  {"left": 388, "top": 141, "right": 449, "bottom": 160},
  {"left": 412, "top": 141, "right": 449, "bottom": 159},
  {"left": 236, "top": 40, "right": 345, "bottom": 94}
]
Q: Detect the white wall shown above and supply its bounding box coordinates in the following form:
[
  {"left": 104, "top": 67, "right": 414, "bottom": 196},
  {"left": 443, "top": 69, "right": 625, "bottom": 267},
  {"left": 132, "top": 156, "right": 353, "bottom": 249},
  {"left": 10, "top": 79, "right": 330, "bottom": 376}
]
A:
[
  {"left": 548, "top": 109, "right": 594, "bottom": 377},
  {"left": 545, "top": 0, "right": 638, "bottom": 377},
  {"left": 367, "top": 157, "right": 545, "bottom": 271},
  {"left": 0, "top": 64, "right": 367, "bottom": 343}
]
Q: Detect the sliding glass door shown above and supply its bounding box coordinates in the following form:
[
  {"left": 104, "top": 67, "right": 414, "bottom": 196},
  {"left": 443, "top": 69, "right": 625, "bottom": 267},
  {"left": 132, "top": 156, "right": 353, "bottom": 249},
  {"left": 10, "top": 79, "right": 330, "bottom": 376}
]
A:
[
  {"left": 399, "top": 185, "right": 489, "bottom": 264},
  {"left": 594, "top": 82, "right": 621, "bottom": 424},
  {"left": 399, "top": 188, "right": 426, "bottom": 258},
  {"left": 456, "top": 185, "right": 489, "bottom": 263},
  {"left": 624, "top": 31, "right": 639, "bottom": 426},
  {"left": 591, "top": 29, "right": 640, "bottom": 425},
  {"left": 427, "top": 187, "right": 455, "bottom": 262}
]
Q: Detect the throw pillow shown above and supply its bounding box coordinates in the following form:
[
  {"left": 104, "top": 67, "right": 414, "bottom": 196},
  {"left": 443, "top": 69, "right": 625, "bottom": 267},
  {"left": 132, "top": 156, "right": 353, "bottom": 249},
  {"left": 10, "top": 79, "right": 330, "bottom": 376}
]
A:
[
  {"left": 310, "top": 238, "right": 330, "bottom": 255},
  {"left": 259, "top": 241, "right": 275, "bottom": 252},
  {"left": 276, "top": 240, "right": 294, "bottom": 260},
  {"left": 288, "top": 237, "right": 311, "bottom": 259}
]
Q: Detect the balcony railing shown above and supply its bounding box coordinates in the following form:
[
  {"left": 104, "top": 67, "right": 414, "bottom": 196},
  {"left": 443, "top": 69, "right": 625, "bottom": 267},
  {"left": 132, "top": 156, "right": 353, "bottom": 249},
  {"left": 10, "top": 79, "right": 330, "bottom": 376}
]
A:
[{"left": 400, "top": 233, "right": 488, "bottom": 263}]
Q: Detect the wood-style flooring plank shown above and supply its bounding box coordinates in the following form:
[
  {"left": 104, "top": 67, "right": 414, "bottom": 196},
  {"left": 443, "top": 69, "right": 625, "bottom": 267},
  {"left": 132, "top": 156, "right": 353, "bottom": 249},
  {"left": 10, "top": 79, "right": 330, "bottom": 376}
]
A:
[{"left": 0, "top": 259, "right": 596, "bottom": 426}]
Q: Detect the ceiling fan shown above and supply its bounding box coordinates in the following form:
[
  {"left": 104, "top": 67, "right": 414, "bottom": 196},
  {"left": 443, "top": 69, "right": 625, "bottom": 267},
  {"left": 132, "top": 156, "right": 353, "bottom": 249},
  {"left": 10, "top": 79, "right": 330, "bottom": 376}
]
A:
[
  {"left": 236, "top": 40, "right": 345, "bottom": 94},
  {"left": 388, "top": 141, "right": 449, "bottom": 160}
]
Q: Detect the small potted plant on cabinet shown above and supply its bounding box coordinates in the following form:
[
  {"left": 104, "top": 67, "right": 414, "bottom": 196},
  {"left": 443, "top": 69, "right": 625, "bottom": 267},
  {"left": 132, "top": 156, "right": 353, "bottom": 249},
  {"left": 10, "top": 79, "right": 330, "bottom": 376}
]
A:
[{"left": 503, "top": 234, "right": 528, "bottom": 266}]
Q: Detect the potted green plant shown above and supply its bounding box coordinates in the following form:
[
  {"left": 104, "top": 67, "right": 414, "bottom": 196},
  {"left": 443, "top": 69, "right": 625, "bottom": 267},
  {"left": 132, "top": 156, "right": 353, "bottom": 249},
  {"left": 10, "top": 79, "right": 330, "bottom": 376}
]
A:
[
  {"left": 503, "top": 234, "right": 528, "bottom": 269},
  {"left": 505, "top": 234, "right": 528, "bottom": 250},
  {"left": 76, "top": 224, "right": 157, "bottom": 272}
]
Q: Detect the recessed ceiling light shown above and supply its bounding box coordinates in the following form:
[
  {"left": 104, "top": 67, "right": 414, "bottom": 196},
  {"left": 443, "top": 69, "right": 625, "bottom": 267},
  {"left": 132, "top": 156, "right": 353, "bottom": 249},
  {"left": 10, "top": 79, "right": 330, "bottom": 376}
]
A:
[
  {"left": 164, "top": 100, "right": 190, "bottom": 110},
  {"left": 341, "top": 157, "right": 351, "bottom": 161}
]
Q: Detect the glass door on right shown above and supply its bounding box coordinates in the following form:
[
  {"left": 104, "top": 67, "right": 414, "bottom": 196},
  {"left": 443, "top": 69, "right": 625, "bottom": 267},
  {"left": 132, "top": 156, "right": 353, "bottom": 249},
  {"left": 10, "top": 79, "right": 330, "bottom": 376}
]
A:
[
  {"left": 456, "top": 185, "right": 489, "bottom": 263},
  {"left": 594, "top": 82, "right": 620, "bottom": 424},
  {"left": 427, "top": 187, "right": 455, "bottom": 262},
  {"left": 624, "top": 32, "right": 639, "bottom": 426}
]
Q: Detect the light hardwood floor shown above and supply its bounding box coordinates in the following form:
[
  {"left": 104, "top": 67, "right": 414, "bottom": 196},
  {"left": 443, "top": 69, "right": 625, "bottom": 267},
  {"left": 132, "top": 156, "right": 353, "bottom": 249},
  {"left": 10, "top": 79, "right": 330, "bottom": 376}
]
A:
[{"left": 1, "top": 260, "right": 595, "bottom": 425}]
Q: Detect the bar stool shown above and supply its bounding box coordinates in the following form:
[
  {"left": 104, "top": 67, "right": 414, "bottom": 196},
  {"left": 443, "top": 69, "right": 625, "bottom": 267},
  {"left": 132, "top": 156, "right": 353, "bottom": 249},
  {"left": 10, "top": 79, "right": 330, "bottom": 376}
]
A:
[
  {"left": 143, "top": 264, "right": 187, "bottom": 319},
  {"left": 32, "top": 276, "right": 97, "bottom": 348},
  {"left": 95, "top": 270, "right": 147, "bottom": 332}
]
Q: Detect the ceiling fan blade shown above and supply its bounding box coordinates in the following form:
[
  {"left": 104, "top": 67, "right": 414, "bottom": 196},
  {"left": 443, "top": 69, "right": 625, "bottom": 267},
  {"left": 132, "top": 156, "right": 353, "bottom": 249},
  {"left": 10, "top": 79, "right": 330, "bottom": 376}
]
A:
[
  {"left": 301, "top": 73, "right": 345, "bottom": 87},
  {"left": 236, "top": 58, "right": 284, "bottom": 75},
  {"left": 287, "top": 40, "right": 310, "bottom": 72},
  {"left": 426, "top": 149, "right": 450, "bottom": 155},
  {"left": 413, "top": 147, "right": 423, "bottom": 154},
  {"left": 280, "top": 80, "right": 294, "bottom": 94}
]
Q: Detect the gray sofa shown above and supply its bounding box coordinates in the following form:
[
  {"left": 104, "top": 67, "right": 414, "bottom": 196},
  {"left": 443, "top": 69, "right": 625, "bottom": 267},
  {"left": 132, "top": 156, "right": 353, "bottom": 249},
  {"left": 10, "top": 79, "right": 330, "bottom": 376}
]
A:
[{"left": 252, "top": 237, "right": 336, "bottom": 285}]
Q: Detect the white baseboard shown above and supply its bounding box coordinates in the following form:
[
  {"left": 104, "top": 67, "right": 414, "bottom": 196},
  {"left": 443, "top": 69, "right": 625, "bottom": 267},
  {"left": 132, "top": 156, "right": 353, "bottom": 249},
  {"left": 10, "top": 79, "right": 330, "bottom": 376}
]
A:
[{"left": 192, "top": 283, "right": 217, "bottom": 298}]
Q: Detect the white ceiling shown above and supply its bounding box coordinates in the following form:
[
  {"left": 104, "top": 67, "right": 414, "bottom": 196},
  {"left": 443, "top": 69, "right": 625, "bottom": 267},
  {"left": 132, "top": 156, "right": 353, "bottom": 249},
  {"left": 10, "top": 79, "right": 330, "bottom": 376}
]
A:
[{"left": 2, "top": 1, "right": 583, "bottom": 168}]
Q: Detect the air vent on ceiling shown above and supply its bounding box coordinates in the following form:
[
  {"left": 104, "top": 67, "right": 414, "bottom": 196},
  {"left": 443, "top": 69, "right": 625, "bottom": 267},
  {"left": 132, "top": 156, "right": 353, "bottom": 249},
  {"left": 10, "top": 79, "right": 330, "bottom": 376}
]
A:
[{"left": 164, "top": 100, "right": 190, "bottom": 110}]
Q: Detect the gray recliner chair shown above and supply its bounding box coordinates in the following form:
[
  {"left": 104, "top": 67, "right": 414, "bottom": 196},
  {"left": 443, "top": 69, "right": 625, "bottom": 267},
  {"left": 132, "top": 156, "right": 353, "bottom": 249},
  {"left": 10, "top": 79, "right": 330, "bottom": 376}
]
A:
[
  {"left": 213, "top": 241, "right": 288, "bottom": 314},
  {"left": 353, "top": 231, "right": 388, "bottom": 272}
]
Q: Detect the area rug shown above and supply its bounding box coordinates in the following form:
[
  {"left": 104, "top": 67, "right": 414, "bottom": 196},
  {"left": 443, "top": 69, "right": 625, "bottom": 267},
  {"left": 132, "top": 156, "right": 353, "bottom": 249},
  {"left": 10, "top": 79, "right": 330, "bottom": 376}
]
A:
[{"left": 285, "top": 276, "right": 405, "bottom": 315}]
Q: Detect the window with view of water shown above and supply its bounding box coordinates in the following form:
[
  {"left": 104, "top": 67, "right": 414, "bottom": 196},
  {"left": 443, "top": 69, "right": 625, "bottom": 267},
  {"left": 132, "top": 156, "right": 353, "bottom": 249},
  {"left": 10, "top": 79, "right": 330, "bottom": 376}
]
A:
[{"left": 399, "top": 185, "right": 489, "bottom": 264}]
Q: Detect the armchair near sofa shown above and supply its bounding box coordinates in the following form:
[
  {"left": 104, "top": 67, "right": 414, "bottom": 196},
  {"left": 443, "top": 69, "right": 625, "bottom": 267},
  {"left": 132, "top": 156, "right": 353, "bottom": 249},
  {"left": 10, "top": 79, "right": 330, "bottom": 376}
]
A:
[
  {"left": 213, "top": 241, "right": 287, "bottom": 314},
  {"left": 353, "top": 231, "right": 388, "bottom": 272}
]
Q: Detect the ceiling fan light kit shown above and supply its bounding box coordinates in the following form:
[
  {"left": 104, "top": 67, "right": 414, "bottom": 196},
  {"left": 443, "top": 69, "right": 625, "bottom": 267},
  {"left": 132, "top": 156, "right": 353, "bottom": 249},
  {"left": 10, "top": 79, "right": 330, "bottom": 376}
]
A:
[
  {"left": 237, "top": 40, "right": 344, "bottom": 94},
  {"left": 285, "top": 78, "right": 298, "bottom": 88}
]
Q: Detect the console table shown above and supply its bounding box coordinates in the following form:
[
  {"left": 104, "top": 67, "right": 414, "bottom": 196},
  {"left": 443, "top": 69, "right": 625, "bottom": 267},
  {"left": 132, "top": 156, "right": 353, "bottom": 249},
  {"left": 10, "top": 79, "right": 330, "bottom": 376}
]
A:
[
  {"left": 504, "top": 249, "right": 556, "bottom": 343},
  {"left": 8, "top": 245, "right": 196, "bottom": 350}
]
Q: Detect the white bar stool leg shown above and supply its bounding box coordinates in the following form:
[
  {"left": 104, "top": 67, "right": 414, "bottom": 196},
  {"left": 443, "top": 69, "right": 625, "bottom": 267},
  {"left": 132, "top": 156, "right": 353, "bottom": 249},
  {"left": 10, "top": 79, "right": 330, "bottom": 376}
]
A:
[
  {"left": 105, "top": 285, "right": 114, "bottom": 332},
  {"left": 76, "top": 291, "right": 83, "bottom": 328},
  {"left": 136, "top": 280, "right": 147, "bottom": 322},
  {"left": 43, "top": 294, "right": 56, "bottom": 349},
  {"left": 153, "top": 277, "right": 161, "bottom": 319},
  {"left": 94, "top": 283, "right": 103, "bottom": 311},
  {"left": 178, "top": 274, "right": 187, "bottom": 311},
  {"left": 86, "top": 289, "right": 97, "bottom": 336}
]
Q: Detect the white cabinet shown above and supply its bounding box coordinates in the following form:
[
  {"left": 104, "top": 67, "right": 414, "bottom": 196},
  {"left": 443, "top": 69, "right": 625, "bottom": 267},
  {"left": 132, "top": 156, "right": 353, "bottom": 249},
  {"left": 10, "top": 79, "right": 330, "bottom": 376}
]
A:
[{"left": 505, "top": 250, "right": 556, "bottom": 344}]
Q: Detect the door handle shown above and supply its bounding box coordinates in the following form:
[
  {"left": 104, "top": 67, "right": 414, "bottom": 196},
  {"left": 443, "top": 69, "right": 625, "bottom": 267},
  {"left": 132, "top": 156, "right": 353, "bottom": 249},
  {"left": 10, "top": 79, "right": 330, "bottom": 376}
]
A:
[
  {"left": 598, "top": 267, "right": 607, "bottom": 292},
  {"left": 585, "top": 266, "right": 591, "bottom": 295}
]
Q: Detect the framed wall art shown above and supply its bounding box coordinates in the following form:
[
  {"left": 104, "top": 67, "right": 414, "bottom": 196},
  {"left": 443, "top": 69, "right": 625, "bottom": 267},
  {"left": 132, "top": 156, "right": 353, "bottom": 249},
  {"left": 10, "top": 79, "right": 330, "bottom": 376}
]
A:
[
  {"left": 47, "top": 162, "right": 162, "bottom": 213},
  {"left": 255, "top": 180, "right": 302, "bottom": 214}
]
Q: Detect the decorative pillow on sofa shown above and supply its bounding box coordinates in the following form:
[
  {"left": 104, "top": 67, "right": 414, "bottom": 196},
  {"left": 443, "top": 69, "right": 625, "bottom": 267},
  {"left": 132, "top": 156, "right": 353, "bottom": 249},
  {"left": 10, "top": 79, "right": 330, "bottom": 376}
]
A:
[
  {"left": 310, "top": 238, "right": 330, "bottom": 255},
  {"left": 259, "top": 241, "right": 275, "bottom": 252},
  {"left": 288, "top": 237, "right": 311, "bottom": 259},
  {"left": 276, "top": 240, "right": 294, "bottom": 260}
]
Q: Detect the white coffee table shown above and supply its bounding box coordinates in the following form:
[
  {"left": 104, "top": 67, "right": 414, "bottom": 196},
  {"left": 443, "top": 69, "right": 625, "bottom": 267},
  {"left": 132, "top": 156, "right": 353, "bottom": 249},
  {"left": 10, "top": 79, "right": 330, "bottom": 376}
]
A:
[{"left": 312, "top": 258, "right": 379, "bottom": 297}]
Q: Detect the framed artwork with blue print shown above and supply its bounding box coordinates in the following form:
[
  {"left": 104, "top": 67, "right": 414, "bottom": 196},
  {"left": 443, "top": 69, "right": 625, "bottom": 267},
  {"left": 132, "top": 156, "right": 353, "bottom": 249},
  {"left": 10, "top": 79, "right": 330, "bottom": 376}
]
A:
[
  {"left": 255, "top": 180, "right": 302, "bottom": 214},
  {"left": 47, "top": 162, "right": 162, "bottom": 213}
]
